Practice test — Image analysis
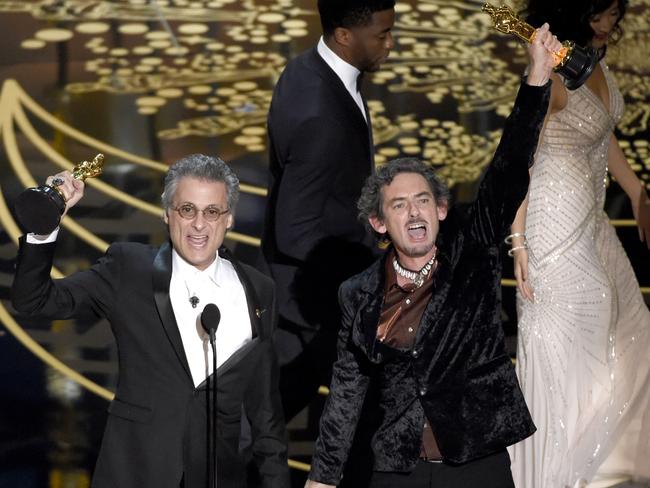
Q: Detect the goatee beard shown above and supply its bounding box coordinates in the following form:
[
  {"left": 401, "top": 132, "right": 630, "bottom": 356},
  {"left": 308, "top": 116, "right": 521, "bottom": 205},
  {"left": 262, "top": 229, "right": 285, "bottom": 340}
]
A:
[{"left": 402, "top": 242, "right": 435, "bottom": 258}]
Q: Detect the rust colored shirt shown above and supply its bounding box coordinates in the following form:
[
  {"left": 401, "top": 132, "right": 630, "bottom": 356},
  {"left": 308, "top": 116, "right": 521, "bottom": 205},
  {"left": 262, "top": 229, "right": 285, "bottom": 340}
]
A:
[{"left": 377, "top": 252, "right": 441, "bottom": 460}]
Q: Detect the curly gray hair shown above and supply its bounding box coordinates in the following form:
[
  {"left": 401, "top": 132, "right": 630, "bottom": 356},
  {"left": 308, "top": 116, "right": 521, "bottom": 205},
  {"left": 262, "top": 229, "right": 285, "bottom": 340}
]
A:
[{"left": 161, "top": 154, "right": 240, "bottom": 211}]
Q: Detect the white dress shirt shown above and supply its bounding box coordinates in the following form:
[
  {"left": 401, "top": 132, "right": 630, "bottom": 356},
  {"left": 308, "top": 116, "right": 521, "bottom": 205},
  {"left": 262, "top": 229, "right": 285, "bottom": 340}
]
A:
[
  {"left": 169, "top": 250, "right": 252, "bottom": 387},
  {"left": 317, "top": 36, "right": 368, "bottom": 122}
]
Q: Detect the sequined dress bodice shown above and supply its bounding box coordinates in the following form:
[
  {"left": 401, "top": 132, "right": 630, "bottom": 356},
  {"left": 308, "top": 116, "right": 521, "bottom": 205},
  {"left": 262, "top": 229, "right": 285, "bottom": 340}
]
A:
[{"left": 526, "top": 61, "right": 624, "bottom": 258}]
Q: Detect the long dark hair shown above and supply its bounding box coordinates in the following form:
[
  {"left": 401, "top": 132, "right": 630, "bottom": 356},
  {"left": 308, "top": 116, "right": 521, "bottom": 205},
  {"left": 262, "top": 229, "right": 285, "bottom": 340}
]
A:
[{"left": 522, "top": 0, "right": 627, "bottom": 47}]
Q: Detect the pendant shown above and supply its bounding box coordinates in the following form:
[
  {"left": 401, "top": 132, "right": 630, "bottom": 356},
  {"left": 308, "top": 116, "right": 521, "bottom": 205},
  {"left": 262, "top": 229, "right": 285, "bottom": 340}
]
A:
[{"left": 413, "top": 274, "right": 424, "bottom": 288}]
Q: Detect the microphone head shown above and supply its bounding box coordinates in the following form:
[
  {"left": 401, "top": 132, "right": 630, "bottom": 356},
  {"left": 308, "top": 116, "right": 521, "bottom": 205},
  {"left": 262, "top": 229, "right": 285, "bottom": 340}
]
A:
[{"left": 200, "top": 303, "right": 221, "bottom": 334}]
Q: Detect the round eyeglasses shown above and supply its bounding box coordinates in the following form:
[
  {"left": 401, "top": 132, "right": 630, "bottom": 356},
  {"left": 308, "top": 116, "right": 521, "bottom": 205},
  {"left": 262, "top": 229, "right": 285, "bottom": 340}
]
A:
[{"left": 170, "top": 203, "right": 230, "bottom": 222}]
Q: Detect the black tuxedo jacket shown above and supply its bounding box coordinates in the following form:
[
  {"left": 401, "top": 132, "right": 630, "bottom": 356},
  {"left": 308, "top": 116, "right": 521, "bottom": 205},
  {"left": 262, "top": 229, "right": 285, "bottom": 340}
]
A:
[
  {"left": 309, "top": 82, "right": 551, "bottom": 485},
  {"left": 262, "top": 46, "right": 376, "bottom": 328},
  {"left": 11, "top": 240, "right": 289, "bottom": 488}
]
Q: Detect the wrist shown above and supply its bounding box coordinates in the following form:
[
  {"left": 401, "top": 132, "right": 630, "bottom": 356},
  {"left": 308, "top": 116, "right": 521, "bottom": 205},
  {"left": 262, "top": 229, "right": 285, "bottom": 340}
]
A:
[
  {"left": 526, "top": 72, "right": 550, "bottom": 87},
  {"left": 630, "top": 185, "right": 648, "bottom": 206}
]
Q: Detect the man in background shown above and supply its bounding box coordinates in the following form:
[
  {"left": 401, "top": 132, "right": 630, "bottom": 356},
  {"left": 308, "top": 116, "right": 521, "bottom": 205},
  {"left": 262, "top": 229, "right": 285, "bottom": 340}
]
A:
[{"left": 263, "top": 0, "right": 396, "bottom": 420}]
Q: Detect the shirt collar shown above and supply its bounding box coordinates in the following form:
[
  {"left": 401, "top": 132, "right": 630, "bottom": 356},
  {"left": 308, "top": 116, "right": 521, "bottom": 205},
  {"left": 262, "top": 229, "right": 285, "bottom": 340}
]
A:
[
  {"left": 317, "top": 36, "right": 361, "bottom": 94},
  {"left": 172, "top": 249, "right": 221, "bottom": 287}
]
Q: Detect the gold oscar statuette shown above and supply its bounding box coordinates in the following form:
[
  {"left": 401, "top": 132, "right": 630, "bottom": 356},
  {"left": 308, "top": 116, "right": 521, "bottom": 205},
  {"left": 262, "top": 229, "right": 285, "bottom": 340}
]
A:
[
  {"left": 482, "top": 2, "right": 598, "bottom": 90},
  {"left": 14, "top": 153, "right": 105, "bottom": 234}
]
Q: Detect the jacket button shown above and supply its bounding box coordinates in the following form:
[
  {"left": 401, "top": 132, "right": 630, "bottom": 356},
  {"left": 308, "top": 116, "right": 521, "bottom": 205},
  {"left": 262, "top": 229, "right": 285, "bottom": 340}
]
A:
[
  {"left": 419, "top": 386, "right": 427, "bottom": 396},
  {"left": 412, "top": 349, "right": 420, "bottom": 358}
]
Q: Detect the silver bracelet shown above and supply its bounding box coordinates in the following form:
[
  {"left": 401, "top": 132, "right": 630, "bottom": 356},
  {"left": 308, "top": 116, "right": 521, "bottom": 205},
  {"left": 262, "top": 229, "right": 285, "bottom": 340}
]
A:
[
  {"left": 504, "top": 232, "right": 526, "bottom": 245},
  {"left": 508, "top": 245, "right": 528, "bottom": 257}
]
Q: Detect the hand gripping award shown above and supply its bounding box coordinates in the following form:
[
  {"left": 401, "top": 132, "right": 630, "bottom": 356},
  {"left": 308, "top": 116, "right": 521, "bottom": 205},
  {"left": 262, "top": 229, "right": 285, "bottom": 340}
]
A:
[
  {"left": 14, "top": 153, "right": 104, "bottom": 234},
  {"left": 483, "top": 3, "right": 598, "bottom": 90}
]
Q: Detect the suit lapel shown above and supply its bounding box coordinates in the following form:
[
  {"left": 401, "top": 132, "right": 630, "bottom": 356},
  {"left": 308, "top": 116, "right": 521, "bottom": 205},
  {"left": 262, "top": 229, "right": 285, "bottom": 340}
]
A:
[
  {"left": 350, "top": 258, "right": 386, "bottom": 363},
  {"left": 218, "top": 247, "right": 263, "bottom": 340},
  {"left": 362, "top": 97, "right": 376, "bottom": 174},
  {"left": 308, "top": 48, "right": 371, "bottom": 143},
  {"left": 152, "top": 242, "right": 193, "bottom": 380}
]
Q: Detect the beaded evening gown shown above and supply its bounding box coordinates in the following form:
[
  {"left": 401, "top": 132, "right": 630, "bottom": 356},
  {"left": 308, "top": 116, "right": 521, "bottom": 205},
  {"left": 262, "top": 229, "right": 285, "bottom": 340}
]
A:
[{"left": 509, "top": 61, "right": 650, "bottom": 488}]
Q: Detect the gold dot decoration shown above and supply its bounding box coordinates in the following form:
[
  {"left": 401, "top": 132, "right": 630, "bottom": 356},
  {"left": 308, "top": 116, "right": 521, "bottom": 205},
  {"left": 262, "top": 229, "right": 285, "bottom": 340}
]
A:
[
  {"left": 157, "top": 88, "right": 184, "bottom": 98},
  {"left": 166, "top": 46, "right": 189, "bottom": 56},
  {"left": 242, "top": 127, "right": 266, "bottom": 136},
  {"left": 132, "top": 46, "right": 154, "bottom": 55},
  {"left": 285, "top": 29, "right": 309, "bottom": 38},
  {"left": 206, "top": 42, "right": 225, "bottom": 51},
  {"left": 271, "top": 34, "right": 291, "bottom": 43},
  {"left": 119, "top": 23, "right": 149, "bottom": 35},
  {"left": 109, "top": 48, "right": 129, "bottom": 57},
  {"left": 146, "top": 31, "right": 171, "bottom": 40},
  {"left": 136, "top": 96, "right": 166, "bottom": 115},
  {"left": 216, "top": 87, "right": 237, "bottom": 97},
  {"left": 178, "top": 24, "right": 209, "bottom": 35},
  {"left": 21, "top": 39, "right": 46, "bottom": 50},
  {"left": 188, "top": 85, "right": 212, "bottom": 95},
  {"left": 417, "top": 3, "right": 438, "bottom": 12},
  {"left": 35, "top": 28, "right": 74, "bottom": 43},
  {"left": 233, "top": 81, "right": 258, "bottom": 92},
  {"left": 150, "top": 40, "right": 172, "bottom": 49},
  {"left": 395, "top": 3, "right": 413, "bottom": 13},
  {"left": 141, "top": 57, "right": 163, "bottom": 66},
  {"left": 378, "top": 147, "right": 400, "bottom": 157},
  {"left": 257, "top": 13, "right": 286, "bottom": 24},
  {"left": 282, "top": 19, "right": 307, "bottom": 29},
  {"left": 76, "top": 23, "right": 110, "bottom": 35}
]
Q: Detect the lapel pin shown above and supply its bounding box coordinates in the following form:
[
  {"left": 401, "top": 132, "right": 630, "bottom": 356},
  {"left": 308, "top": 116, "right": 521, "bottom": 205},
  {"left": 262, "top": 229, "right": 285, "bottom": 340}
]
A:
[{"left": 255, "top": 308, "right": 266, "bottom": 318}]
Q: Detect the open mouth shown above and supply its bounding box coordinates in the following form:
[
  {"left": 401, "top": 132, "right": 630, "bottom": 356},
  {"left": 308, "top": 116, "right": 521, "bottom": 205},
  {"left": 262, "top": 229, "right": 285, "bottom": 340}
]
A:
[
  {"left": 187, "top": 235, "right": 208, "bottom": 248},
  {"left": 407, "top": 222, "right": 427, "bottom": 240}
]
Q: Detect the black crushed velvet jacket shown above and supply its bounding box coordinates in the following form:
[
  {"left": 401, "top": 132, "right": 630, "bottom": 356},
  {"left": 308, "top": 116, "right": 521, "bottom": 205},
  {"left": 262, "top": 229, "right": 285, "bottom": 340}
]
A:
[{"left": 309, "top": 81, "right": 551, "bottom": 485}]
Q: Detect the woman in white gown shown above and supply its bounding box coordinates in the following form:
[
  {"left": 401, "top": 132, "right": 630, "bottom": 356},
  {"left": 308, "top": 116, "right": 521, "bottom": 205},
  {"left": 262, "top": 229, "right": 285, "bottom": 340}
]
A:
[{"left": 508, "top": 1, "right": 650, "bottom": 487}]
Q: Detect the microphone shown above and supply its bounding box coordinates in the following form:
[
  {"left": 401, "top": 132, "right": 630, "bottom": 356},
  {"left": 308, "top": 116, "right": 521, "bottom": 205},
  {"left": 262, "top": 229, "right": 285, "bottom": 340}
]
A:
[{"left": 200, "top": 303, "right": 221, "bottom": 344}]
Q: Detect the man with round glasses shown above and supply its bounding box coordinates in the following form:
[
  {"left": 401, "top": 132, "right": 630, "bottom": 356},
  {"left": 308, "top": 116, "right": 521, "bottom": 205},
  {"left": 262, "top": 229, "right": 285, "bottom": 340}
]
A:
[{"left": 11, "top": 154, "right": 290, "bottom": 488}]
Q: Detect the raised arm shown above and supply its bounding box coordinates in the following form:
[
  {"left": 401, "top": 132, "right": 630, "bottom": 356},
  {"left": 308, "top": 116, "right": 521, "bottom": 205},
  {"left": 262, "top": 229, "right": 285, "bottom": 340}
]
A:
[
  {"left": 467, "top": 25, "right": 559, "bottom": 246},
  {"left": 11, "top": 170, "right": 117, "bottom": 319}
]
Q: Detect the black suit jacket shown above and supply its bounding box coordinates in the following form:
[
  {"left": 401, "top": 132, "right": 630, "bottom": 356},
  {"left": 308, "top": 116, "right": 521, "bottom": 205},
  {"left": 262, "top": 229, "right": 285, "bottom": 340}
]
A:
[
  {"left": 11, "top": 240, "right": 289, "bottom": 488},
  {"left": 309, "top": 82, "right": 551, "bottom": 485},
  {"left": 263, "top": 46, "right": 376, "bottom": 328}
]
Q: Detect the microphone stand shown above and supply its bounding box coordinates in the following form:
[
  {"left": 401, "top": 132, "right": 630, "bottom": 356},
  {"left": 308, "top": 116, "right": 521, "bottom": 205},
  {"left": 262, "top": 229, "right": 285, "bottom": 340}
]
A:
[
  {"left": 206, "top": 344, "right": 212, "bottom": 488},
  {"left": 209, "top": 330, "right": 217, "bottom": 488},
  {"left": 200, "top": 303, "right": 220, "bottom": 488}
]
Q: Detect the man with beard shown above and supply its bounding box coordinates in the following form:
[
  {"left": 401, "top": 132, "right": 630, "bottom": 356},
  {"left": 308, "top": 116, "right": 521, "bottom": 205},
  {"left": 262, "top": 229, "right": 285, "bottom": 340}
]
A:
[
  {"left": 263, "top": 0, "right": 396, "bottom": 420},
  {"left": 305, "top": 24, "right": 562, "bottom": 488}
]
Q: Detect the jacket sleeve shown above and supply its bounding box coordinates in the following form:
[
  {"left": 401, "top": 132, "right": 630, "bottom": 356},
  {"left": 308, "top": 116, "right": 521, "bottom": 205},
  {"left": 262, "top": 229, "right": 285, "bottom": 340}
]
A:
[
  {"left": 465, "top": 80, "right": 551, "bottom": 246},
  {"left": 308, "top": 281, "right": 371, "bottom": 485},
  {"left": 11, "top": 236, "right": 120, "bottom": 320},
  {"left": 244, "top": 284, "right": 291, "bottom": 488},
  {"left": 273, "top": 116, "right": 361, "bottom": 262}
]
